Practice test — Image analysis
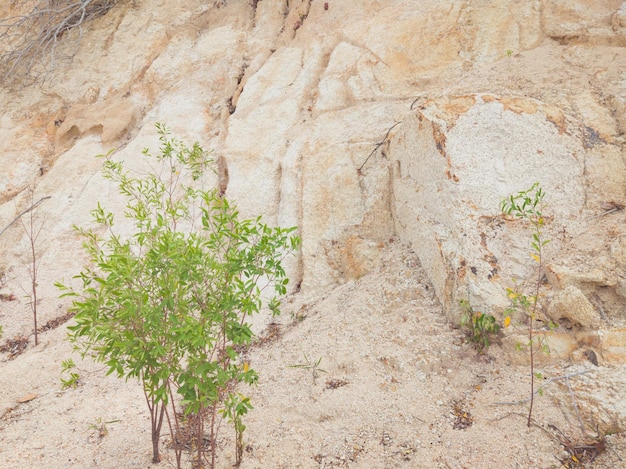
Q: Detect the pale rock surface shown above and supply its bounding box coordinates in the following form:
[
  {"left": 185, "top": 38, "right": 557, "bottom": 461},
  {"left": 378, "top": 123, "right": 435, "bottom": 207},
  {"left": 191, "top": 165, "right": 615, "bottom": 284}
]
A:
[
  {"left": 551, "top": 285, "right": 602, "bottom": 329},
  {"left": 614, "top": 2, "right": 626, "bottom": 31},
  {"left": 543, "top": 0, "right": 626, "bottom": 45},
  {"left": 0, "top": 0, "right": 626, "bottom": 467},
  {"left": 0, "top": 0, "right": 624, "bottom": 362},
  {"left": 390, "top": 94, "right": 587, "bottom": 320}
]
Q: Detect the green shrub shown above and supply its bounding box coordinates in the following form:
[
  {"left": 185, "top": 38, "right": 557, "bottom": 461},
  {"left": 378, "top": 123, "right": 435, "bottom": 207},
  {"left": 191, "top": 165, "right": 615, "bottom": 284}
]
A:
[{"left": 57, "top": 123, "right": 300, "bottom": 468}]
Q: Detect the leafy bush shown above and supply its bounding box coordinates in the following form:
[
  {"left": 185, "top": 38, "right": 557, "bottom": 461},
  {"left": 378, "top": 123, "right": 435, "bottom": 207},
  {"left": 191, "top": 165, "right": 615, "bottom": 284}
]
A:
[
  {"left": 57, "top": 124, "right": 300, "bottom": 468},
  {"left": 459, "top": 299, "right": 500, "bottom": 353}
]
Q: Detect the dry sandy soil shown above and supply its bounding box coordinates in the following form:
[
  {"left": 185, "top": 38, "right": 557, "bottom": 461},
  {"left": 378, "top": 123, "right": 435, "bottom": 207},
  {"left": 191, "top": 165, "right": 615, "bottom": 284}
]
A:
[{"left": 0, "top": 243, "right": 624, "bottom": 469}]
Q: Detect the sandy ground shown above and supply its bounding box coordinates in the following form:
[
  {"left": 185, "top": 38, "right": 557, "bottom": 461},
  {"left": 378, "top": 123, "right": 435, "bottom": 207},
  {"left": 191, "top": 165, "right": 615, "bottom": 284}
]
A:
[{"left": 0, "top": 243, "right": 624, "bottom": 469}]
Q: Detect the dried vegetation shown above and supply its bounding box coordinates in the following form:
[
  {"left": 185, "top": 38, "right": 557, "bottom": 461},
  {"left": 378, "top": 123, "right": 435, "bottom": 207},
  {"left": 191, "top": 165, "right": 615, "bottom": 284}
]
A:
[{"left": 0, "top": 0, "right": 119, "bottom": 86}]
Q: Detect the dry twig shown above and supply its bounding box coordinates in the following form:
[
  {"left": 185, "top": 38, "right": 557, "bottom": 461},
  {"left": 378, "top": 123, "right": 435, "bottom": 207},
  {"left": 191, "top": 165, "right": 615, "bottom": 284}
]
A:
[
  {"left": 357, "top": 121, "right": 401, "bottom": 173},
  {"left": 0, "top": 0, "right": 119, "bottom": 86},
  {"left": 0, "top": 195, "right": 50, "bottom": 238}
]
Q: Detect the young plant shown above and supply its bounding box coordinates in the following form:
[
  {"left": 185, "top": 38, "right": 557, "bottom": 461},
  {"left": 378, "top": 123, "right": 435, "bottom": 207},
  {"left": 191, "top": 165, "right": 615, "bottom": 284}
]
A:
[
  {"left": 60, "top": 358, "right": 81, "bottom": 389},
  {"left": 500, "top": 182, "right": 551, "bottom": 427},
  {"left": 505, "top": 48, "right": 514, "bottom": 68},
  {"left": 57, "top": 124, "right": 300, "bottom": 468},
  {"left": 288, "top": 353, "right": 327, "bottom": 384},
  {"left": 220, "top": 393, "right": 253, "bottom": 466},
  {"left": 459, "top": 299, "right": 500, "bottom": 353},
  {"left": 88, "top": 417, "right": 121, "bottom": 438},
  {"left": 19, "top": 185, "right": 46, "bottom": 346}
]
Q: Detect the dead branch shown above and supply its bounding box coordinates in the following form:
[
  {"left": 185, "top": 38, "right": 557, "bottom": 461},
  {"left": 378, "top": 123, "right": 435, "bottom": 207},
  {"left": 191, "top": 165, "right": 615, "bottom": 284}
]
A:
[
  {"left": 0, "top": 0, "right": 119, "bottom": 87},
  {"left": 0, "top": 195, "right": 51, "bottom": 238},
  {"left": 357, "top": 121, "right": 402, "bottom": 173}
]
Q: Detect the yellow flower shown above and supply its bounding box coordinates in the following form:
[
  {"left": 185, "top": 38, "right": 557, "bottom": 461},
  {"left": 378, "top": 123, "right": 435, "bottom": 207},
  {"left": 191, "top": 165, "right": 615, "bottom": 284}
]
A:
[{"left": 504, "top": 316, "right": 511, "bottom": 328}]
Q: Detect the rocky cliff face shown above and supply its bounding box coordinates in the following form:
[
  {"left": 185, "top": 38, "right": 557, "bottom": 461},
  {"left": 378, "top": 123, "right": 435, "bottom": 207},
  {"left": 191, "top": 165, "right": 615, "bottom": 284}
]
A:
[
  {"left": 1, "top": 2, "right": 626, "bottom": 467},
  {"left": 1, "top": 0, "right": 625, "bottom": 360}
]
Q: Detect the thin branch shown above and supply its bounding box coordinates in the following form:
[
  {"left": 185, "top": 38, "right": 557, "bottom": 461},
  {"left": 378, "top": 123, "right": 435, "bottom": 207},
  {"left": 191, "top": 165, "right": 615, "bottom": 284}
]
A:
[
  {"left": 591, "top": 207, "right": 623, "bottom": 219},
  {"left": 565, "top": 375, "right": 587, "bottom": 437},
  {"left": 357, "top": 121, "right": 401, "bottom": 173},
  {"left": 0, "top": 195, "right": 51, "bottom": 238}
]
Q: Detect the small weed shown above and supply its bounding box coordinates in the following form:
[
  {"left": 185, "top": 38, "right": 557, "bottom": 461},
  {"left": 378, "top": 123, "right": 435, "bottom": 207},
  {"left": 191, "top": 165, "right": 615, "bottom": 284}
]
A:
[
  {"left": 288, "top": 353, "right": 326, "bottom": 384},
  {"left": 505, "top": 49, "right": 514, "bottom": 68},
  {"left": 532, "top": 423, "right": 608, "bottom": 468},
  {"left": 18, "top": 185, "right": 46, "bottom": 346},
  {"left": 220, "top": 393, "right": 253, "bottom": 466},
  {"left": 557, "top": 434, "right": 607, "bottom": 467},
  {"left": 60, "top": 358, "right": 80, "bottom": 389},
  {"left": 459, "top": 299, "right": 500, "bottom": 353},
  {"left": 291, "top": 304, "right": 308, "bottom": 323},
  {"left": 89, "top": 417, "right": 121, "bottom": 438}
]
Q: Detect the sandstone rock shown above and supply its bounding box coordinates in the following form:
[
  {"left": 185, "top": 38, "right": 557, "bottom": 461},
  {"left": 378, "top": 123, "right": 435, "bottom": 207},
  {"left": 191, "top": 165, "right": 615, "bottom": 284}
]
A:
[
  {"left": 543, "top": 0, "right": 626, "bottom": 45},
  {"left": 501, "top": 327, "right": 626, "bottom": 365},
  {"left": 564, "top": 365, "right": 626, "bottom": 434},
  {"left": 389, "top": 94, "right": 586, "bottom": 321},
  {"left": 612, "top": 1, "right": 626, "bottom": 31},
  {"left": 0, "top": 0, "right": 624, "bottom": 362},
  {"left": 550, "top": 285, "right": 602, "bottom": 329},
  {"left": 55, "top": 97, "right": 140, "bottom": 152},
  {"left": 1, "top": 5, "right": 626, "bottom": 466}
]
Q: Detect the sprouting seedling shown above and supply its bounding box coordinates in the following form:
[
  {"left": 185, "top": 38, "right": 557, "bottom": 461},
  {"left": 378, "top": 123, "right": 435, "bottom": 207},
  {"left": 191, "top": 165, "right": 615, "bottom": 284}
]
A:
[
  {"left": 17, "top": 185, "right": 48, "bottom": 346},
  {"left": 501, "top": 182, "right": 552, "bottom": 427},
  {"left": 60, "top": 358, "right": 80, "bottom": 389},
  {"left": 88, "top": 417, "right": 121, "bottom": 438},
  {"left": 505, "top": 49, "right": 514, "bottom": 69},
  {"left": 288, "top": 353, "right": 327, "bottom": 384}
]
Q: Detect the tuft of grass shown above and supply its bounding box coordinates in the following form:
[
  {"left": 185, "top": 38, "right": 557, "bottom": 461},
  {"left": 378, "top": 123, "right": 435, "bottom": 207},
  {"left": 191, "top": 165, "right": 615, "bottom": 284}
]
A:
[{"left": 288, "top": 353, "right": 326, "bottom": 384}]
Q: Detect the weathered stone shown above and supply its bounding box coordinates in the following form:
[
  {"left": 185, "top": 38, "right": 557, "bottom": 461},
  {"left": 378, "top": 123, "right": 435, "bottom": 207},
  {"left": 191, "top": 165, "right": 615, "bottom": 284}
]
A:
[
  {"left": 550, "top": 285, "right": 602, "bottom": 329},
  {"left": 564, "top": 366, "right": 626, "bottom": 434},
  {"left": 389, "top": 94, "right": 586, "bottom": 320},
  {"left": 612, "top": 1, "right": 626, "bottom": 30},
  {"left": 543, "top": 0, "right": 625, "bottom": 45},
  {"left": 55, "top": 97, "right": 140, "bottom": 152}
]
